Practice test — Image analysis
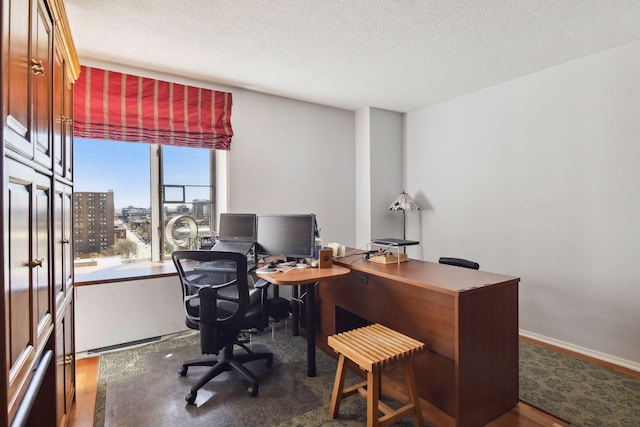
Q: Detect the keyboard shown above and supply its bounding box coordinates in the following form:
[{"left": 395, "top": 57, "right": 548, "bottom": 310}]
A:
[{"left": 212, "top": 240, "right": 255, "bottom": 254}]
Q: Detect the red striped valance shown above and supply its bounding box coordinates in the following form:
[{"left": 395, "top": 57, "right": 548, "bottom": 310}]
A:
[{"left": 73, "top": 66, "right": 233, "bottom": 149}]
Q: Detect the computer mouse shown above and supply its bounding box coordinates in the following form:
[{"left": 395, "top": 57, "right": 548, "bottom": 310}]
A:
[{"left": 266, "top": 261, "right": 276, "bottom": 268}]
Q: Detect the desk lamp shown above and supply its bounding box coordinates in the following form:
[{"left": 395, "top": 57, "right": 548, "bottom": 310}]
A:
[{"left": 388, "top": 190, "right": 420, "bottom": 240}]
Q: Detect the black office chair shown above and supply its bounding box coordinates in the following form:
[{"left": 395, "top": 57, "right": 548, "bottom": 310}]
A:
[
  {"left": 172, "top": 250, "right": 273, "bottom": 404},
  {"left": 439, "top": 257, "right": 480, "bottom": 270}
]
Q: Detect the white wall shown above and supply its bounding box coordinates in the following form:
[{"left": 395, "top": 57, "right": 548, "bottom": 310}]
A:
[
  {"left": 404, "top": 40, "right": 640, "bottom": 366},
  {"left": 75, "top": 277, "right": 186, "bottom": 352},
  {"left": 229, "top": 89, "right": 356, "bottom": 247},
  {"left": 369, "top": 108, "right": 404, "bottom": 241},
  {"left": 355, "top": 107, "right": 372, "bottom": 247},
  {"left": 353, "top": 107, "right": 404, "bottom": 247}
]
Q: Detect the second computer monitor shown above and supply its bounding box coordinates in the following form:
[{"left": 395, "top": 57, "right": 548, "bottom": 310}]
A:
[{"left": 256, "top": 214, "right": 316, "bottom": 259}]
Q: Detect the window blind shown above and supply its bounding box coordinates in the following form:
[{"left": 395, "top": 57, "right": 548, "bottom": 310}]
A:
[{"left": 73, "top": 66, "right": 233, "bottom": 149}]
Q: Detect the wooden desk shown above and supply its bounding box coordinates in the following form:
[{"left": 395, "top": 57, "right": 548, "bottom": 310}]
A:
[
  {"left": 257, "top": 265, "right": 349, "bottom": 377},
  {"left": 317, "top": 254, "right": 520, "bottom": 427}
]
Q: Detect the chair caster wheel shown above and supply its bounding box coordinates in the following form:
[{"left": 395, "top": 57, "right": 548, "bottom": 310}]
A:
[
  {"left": 185, "top": 391, "right": 197, "bottom": 404},
  {"left": 248, "top": 384, "right": 259, "bottom": 397},
  {"left": 179, "top": 366, "right": 188, "bottom": 377}
]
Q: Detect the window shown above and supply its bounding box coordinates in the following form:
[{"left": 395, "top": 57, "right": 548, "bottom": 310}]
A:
[
  {"left": 73, "top": 138, "right": 216, "bottom": 271},
  {"left": 161, "top": 145, "right": 216, "bottom": 256}
]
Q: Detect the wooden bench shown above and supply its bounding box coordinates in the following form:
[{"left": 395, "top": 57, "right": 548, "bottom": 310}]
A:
[{"left": 328, "top": 323, "right": 426, "bottom": 427}]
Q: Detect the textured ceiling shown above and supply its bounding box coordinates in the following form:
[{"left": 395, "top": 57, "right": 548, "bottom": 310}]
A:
[{"left": 65, "top": 0, "right": 640, "bottom": 112}]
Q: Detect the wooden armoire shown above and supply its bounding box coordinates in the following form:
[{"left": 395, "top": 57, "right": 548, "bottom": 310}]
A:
[{"left": 1, "top": 0, "right": 79, "bottom": 425}]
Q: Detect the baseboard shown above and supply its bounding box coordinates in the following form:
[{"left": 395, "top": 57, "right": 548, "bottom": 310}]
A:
[
  {"left": 519, "top": 329, "right": 640, "bottom": 373},
  {"left": 87, "top": 336, "right": 161, "bottom": 354}
]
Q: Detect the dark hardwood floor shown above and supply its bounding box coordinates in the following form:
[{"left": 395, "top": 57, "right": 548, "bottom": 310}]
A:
[{"left": 70, "top": 336, "right": 638, "bottom": 427}]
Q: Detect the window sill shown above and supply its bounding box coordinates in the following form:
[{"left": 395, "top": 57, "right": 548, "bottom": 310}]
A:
[{"left": 74, "top": 259, "right": 177, "bottom": 286}]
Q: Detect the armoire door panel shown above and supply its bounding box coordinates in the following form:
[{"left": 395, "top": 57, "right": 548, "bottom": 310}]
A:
[
  {"left": 34, "top": 173, "right": 52, "bottom": 341},
  {"left": 63, "top": 187, "right": 73, "bottom": 293},
  {"left": 63, "top": 298, "right": 75, "bottom": 413},
  {"left": 6, "top": 180, "right": 34, "bottom": 368},
  {"left": 55, "top": 318, "right": 65, "bottom": 426},
  {"left": 54, "top": 184, "right": 64, "bottom": 304},
  {"left": 32, "top": 0, "right": 53, "bottom": 168},
  {"left": 54, "top": 182, "right": 73, "bottom": 304},
  {"left": 5, "top": 159, "right": 40, "bottom": 416},
  {"left": 53, "top": 42, "right": 65, "bottom": 176},
  {"left": 31, "top": 173, "right": 53, "bottom": 352},
  {"left": 5, "top": 159, "right": 52, "bottom": 375},
  {"left": 4, "top": 0, "right": 32, "bottom": 155}
]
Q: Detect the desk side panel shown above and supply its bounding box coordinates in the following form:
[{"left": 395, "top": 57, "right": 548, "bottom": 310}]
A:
[{"left": 457, "top": 280, "right": 520, "bottom": 427}]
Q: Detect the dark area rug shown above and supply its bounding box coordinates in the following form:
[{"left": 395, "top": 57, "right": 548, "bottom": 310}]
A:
[
  {"left": 94, "top": 326, "right": 640, "bottom": 427},
  {"left": 104, "top": 342, "right": 318, "bottom": 426}
]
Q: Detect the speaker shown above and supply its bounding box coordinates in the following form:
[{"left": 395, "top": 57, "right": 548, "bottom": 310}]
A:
[{"left": 318, "top": 248, "right": 333, "bottom": 268}]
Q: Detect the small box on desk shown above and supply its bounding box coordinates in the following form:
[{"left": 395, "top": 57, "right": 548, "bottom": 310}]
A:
[
  {"left": 368, "top": 253, "right": 408, "bottom": 264},
  {"left": 318, "top": 248, "right": 333, "bottom": 268}
]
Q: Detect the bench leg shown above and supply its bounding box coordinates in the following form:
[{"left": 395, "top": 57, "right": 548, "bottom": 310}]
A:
[
  {"left": 329, "top": 354, "right": 348, "bottom": 418},
  {"left": 367, "top": 370, "right": 381, "bottom": 427},
  {"left": 403, "top": 359, "right": 423, "bottom": 427}
]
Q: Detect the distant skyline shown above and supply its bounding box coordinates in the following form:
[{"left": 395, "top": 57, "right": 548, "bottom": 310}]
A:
[{"left": 74, "top": 138, "right": 211, "bottom": 210}]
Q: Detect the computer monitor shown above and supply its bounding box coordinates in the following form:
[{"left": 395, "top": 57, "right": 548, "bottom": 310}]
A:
[
  {"left": 256, "top": 214, "right": 316, "bottom": 259},
  {"left": 218, "top": 213, "right": 257, "bottom": 241}
]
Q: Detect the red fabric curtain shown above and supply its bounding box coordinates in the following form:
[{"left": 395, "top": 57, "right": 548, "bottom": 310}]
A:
[{"left": 73, "top": 66, "right": 233, "bottom": 149}]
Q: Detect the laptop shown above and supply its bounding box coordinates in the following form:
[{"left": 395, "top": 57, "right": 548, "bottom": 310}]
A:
[{"left": 213, "top": 213, "right": 257, "bottom": 256}]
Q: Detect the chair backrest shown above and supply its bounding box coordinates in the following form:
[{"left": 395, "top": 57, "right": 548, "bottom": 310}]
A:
[
  {"left": 438, "top": 257, "right": 480, "bottom": 270},
  {"left": 172, "top": 250, "right": 250, "bottom": 353}
]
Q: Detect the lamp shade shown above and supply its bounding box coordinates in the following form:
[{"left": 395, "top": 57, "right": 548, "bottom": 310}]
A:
[{"left": 388, "top": 191, "right": 420, "bottom": 211}]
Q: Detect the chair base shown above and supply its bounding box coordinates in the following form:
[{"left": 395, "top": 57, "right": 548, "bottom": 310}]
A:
[{"left": 180, "top": 341, "right": 273, "bottom": 404}]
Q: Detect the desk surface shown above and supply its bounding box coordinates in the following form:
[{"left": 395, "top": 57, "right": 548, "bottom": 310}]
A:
[
  {"left": 256, "top": 264, "right": 350, "bottom": 285},
  {"left": 334, "top": 253, "right": 518, "bottom": 295}
]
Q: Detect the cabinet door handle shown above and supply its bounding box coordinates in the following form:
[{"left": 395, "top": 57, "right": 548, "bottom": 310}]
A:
[
  {"left": 61, "top": 239, "right": 70, "bottom": 244},
  {"left": 30, "top": 59, "right": 45, "bottom": 75},
  {"left": 30, "top": 258, "right": 44, "bottom": 268}
]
